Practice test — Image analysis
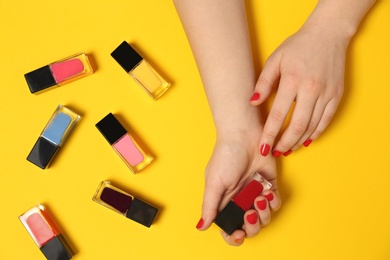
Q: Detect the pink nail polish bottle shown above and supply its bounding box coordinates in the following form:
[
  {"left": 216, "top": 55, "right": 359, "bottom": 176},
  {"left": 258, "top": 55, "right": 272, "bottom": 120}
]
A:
[
  {"left": 24, "top": 53, "right": 93, "bottom": 94},
  {"left": 96, "top": 113, "right": 153, "bottom": 173}
]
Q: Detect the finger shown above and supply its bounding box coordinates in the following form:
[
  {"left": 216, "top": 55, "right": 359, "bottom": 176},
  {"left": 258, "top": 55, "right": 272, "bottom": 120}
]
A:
[
  {"left": 263, "top": 190, "right": 281, "bottom": 212},
  {"left": 291, "top": 99, "right": 326, "bottom": 150},
  {"left": 308, "top": 98, "right": 340, "bottom": 141},
  {"left": 220, "top": 229, "right": 246, "bottom": 246},
  {"left": 243, "top": 210, "right": 260, "bottom": 238},
  {"left": 254, "top": 196, "right": 271, "bottom": 226},
  {"left": 272, "top": 93, "right": 317, "bottom": 153},
  {"left": 250, "top": 55, "right": 280, "bottom": 105},
  {"left": 196, "top": 178, "right": 226, "bottom": 231},
  {"left": 259, "top": 77, "right": 296, "bottom": 156}
]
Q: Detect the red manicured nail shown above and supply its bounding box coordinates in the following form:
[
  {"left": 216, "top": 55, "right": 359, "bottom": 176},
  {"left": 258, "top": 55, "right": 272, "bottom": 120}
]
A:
[
  {"left": 246, "top": 212, "right": 258, "bottom": 225},
  {"left": 235, "top": 237, "right": 245, "bottom": 243},
  {"left": 303, "top": 139, "right": 312, "bottom": 147},
  {"left": 250, "top": 92, "right": 260, "bottom": 101},
  {"left": 273, "top": 150, "right": 283, "bottom": 158},
  {"left": 283, "top": 150, "right": 292, "bottom": 156},
  {"left": 265, "top": 193, "right": 274, "bottom": 202},
  {"left": 196, "top": 218, "right": 204, "bottom": 229},
  {"left": 260, "top": 144, "right": 270, "bottom": 156},
  {"left": 256, "top": 199, "right": 267, "bottom": 210}
]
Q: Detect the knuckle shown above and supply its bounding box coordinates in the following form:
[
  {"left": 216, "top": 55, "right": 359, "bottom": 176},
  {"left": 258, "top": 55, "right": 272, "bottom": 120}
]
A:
[
  {"left": 260, "top": 217, "right": 271, "bottom": 227},
  {"left": 303, "top": 80, "right": 322, "bottom": 95},
  {"left": 276, "top": 135, "right": 294, "bottom": 151},
  {"left": 306, "top": 120, "right": 317, "bottom": 133},
  {"left": 246, "top": 226, "right": 260, "bottom": 237},
  {"left": 275, "top": 141, "right": 290, "bottom": 152},
  {"left": 271, "top": 201, "right": 281, "bottom": 212},
  {"left": 263, "top": 130, "right": 278, "bottom": 141},
  {"left": 324, "top": 84, "right": 344, "bottom": 101},
  {"left": 321, "top": 112, "right": 334, "bottom": 127},
  {"left": 282, "top": 75, "right": 299, "bottom": 90},
  {"left": 290, "top": 119, "right": 308, "bottom": 136},
  {"left": 257, "top": 76, "right": 269, "bottom": 87},
  {"left": 311, "top": 128, "right": 324, "bottom": 139},
  {"left": 305, "top": 80, "right": 317, "bottom": 92},
  {"left": 334, "top": 91, "right": 343, "bottom": 102},
  {"left": 269, "top": 109, "right": 286, "bottom": 123},
  {"left": 332, "top": 84, "right": 344, "bottom": 99}
]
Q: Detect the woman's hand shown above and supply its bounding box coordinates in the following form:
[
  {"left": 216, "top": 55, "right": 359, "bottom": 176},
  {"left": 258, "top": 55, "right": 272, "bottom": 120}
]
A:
[
  {"left": 251, "top": 24, "right": 347, "bottom": 157},
  {"left": 250, "top": 0, "right": 375, "bottom": 157},
  {"left": 196, "top": 130, "right": 281, "bottom": 246}
]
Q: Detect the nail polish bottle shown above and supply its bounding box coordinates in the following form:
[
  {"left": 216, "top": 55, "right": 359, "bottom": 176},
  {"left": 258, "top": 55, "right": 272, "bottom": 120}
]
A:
[
  {"left": 111, "top": 41, "right": 171, "bottom": 100},
  {"left": 95, "top": 113, "right": 153, "bottom": 173},
  {"left": 24, "top": 53, "right": 93, "bottom": 94},
  {"left": 19, "top": 204, "right": 73, "bottom": 260},
  {"left": 93, "top": 181, "right": 158, "bottom": 227},
  {"left": 27, "top": 105, "right": 80, "bottom": 169},
  {"left": 214, "top": 173, "right": 272, "bottom": 235}
]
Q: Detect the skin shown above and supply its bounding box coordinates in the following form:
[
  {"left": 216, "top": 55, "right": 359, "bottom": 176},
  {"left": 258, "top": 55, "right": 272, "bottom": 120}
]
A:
[
  {"left": 173, "top": 0, "right": 375, "bottom": 246},
  {"left": 174, "top": 0, "right": 281, "bottom": 246},
  {"left": 204, "top": 133, "right": 281, "bottom": 246},
  {"left": 251, "top": 0, "right": 376, "bottom": 156}
]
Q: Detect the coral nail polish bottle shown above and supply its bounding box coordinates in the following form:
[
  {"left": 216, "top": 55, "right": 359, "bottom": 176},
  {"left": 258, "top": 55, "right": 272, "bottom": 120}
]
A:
[
  {"left": 25, "top": 53, "right": 93, "bottom": 94},
  {"left": 19, "top": 204, "right": 73, "bottom": 260}
]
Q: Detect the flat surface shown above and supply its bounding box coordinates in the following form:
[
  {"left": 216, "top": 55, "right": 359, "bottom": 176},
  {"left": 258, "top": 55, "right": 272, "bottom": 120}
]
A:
[{"left": 1, "top": 1, "right": 390, "bottom": 259}]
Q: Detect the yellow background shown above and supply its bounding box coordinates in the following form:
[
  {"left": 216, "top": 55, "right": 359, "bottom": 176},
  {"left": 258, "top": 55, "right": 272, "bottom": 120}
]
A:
[{"left": 1, "top": 0, "right": 389, "bottom": 259}]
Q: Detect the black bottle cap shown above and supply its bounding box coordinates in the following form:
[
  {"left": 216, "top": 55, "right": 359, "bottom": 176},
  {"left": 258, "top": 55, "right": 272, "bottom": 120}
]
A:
[
  {"left": 40, "top": 236, "right": 73, "bottom": 260},
  {"left": 25, "top": 65, "right": 57, "bottom": 94},
  {"left": 95, "top": 113, "right": 127, "bottom": 145},
  {"left": 126, "top": 198, "right": 158, "bottom": 228},
  {"left": 111, "top": 41, "right": 143, "bottom": 73},
  {"left": 27, "top": 137, "right": 58, "bottom": 169},
  {"left": 214, "top": 201, "right": 245, "bottom": 235}
]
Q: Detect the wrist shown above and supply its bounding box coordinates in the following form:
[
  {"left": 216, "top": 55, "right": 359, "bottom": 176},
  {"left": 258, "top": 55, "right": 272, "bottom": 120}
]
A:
[
  {"left": 302, "top": 9, "right": 354, "bottom": 46},
  {"left": 214, "top": 110, "right": 263, "bottom": 142},
  {"left": 302, "top": 0, "right": 375, "bottom": 44}
]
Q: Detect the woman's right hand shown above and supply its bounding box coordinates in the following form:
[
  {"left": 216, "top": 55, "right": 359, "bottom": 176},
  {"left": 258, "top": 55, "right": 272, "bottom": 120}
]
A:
[{"left": 196, "top": 130, "right": 281, "bottom": 246}]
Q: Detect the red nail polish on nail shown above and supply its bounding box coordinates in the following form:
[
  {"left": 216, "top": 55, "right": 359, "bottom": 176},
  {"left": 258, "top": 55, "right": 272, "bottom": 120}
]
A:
[
  {"left": 265, "top": 193, "right": 274, "bottom": 202},
  {"left": 246, "top": 212, "right": 258, "bottom": 225},
  {"left": 303, "top": 139, "right": 312, "bottom": 147},
  {"left": 273, "top": 150, "right": 283, "bottom": 158},
  {"left": 250, "top": 92, "right": 260, "bottom": 101},
  {"left": 235, "top": 237, "right": 245, "bottom": 244},
  {"left": 283, "top": 150, "right": 292, "bottom": 156},
  {"left": 260, "top": 144, "right": 270, "bottom": 156},
  {"left": 196, "top": 218, "right": 204, "bottom": 229},
  {"left": 257, "top": 199, "right": 267, "bottom": 210}
]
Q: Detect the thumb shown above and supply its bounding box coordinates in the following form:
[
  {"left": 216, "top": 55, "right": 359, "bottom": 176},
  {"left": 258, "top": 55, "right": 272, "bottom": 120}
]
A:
[
  {"left": 250, "top": 55, "right": 280, "bottom": 105},
  {"left": 196, "top": 178, "right": 226, "bottom": 231}
]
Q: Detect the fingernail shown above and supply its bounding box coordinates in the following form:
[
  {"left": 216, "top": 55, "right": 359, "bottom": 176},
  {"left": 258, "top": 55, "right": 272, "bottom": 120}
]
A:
[
  {"left": 265, "top": 193, "right": 274, "bottom": 202},
  {"left": 273, "top": 150, "right": 283, "bottom": 158},
  {"left": 246, "top": 212, "right": 258, "bottom": 225},
  {"left": 303, "top": 139, "right": 312, "bottom": 147},
  {"left": 250, "top": 92, "right": 260, "bottom": 101},
  {"left": 196, "top": 218, "right": 204, "bottom": 229},
  {"left": 256, "top": 199, "right": 267, "bottom": 210},
  {"left": 260, "top": 144, "right": 270, "bottom": 156},
  {"left": 283, "top": 150, "right": 292, "bottom": 156},
  {"left": 235, "top": 237, "right": 245, "bottom": 244}
]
